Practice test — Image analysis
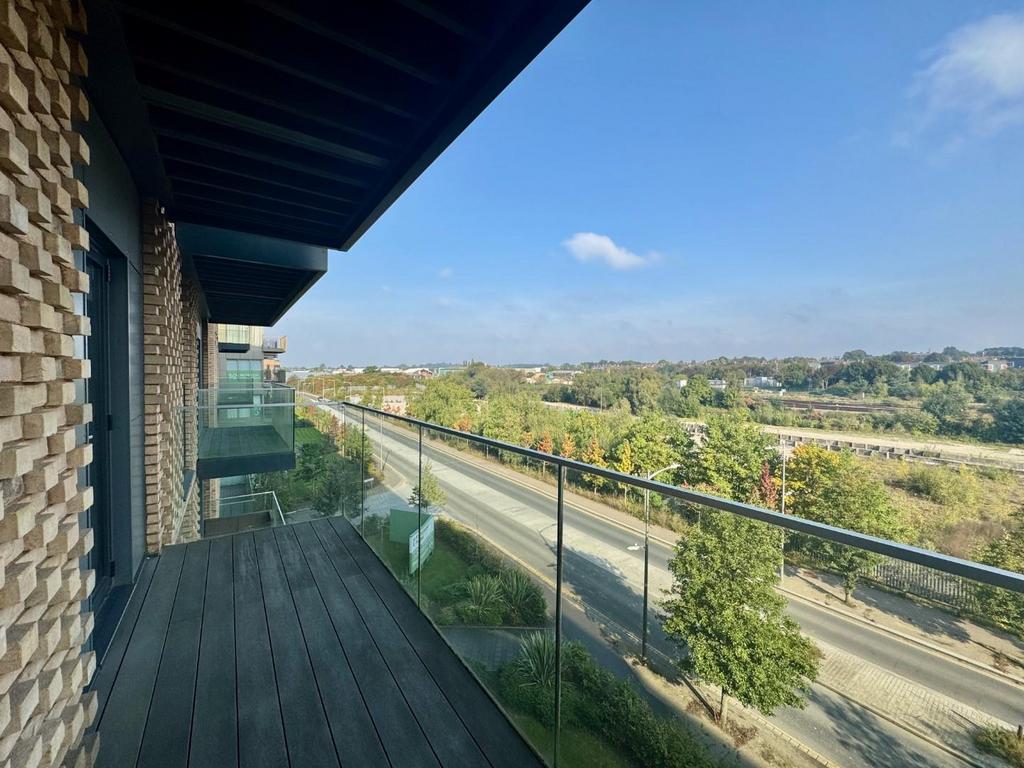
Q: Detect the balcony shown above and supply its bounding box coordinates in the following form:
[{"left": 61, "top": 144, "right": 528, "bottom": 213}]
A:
[
  {"left": 89, "top": 518, "right": 541, "bottom": 768},
  {"left": 263, "top": 335, "right": 287, "bottom": 355},
  {"left": 194, "top": 383, "right": 296, "bottom": 479}
]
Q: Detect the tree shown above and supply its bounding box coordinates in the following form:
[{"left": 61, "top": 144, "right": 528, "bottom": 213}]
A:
[
  {"left": 786, "top": 445, "right": 907, "bottom": 600},
  {"left": 663, "top": 510, "right": 819, "bottom": 722},
  {"left": 410, "top": 378, "right": 474, "bottom": 427},
  {"left": 536, "top": 431, "right": 554, "bottom": 454},
  {"left": 922, "top": 383, "right": 970, "bottom": 432},
  {"left": 559, "top": 433, "right": 577, "bottom": 459},
  {"left": 974, "top": 510, "right": 1024, "bottom": 637},
  {"left": 615, "top": 413, "right": 690, "bottom": 479},
  {"left": 842, "top": 349, "right": 869, "bottom": 361},
  {"left": 686, "top": 375, "right": 714, "bottom": 406},
  {"left": 408, "top": 461, "right": 447, "bottom": 509},
  {"left": 686, "top": 416, "right": 775, "bottom": 502},
  {"left": 991, "top": 398, "right": 1024, "bottom": 444}
]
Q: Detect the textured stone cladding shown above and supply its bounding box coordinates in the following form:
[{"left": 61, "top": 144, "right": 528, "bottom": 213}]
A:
[
  {"left": 140, "top": 201, "right": 201, "bottom": 550},
  {"left": 0, "top": 1, "right": 99, "bottom": 767}
]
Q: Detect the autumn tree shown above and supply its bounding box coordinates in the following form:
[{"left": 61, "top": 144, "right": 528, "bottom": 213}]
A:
[
  {"left": 536, "top": 431, "right": 554, "bottom": 454},
  {"left": 663, "top": 510, "right": 819, "bottom": 723},
  {"left": 559, "top": 433, "right": 577, "bottom": 459}
]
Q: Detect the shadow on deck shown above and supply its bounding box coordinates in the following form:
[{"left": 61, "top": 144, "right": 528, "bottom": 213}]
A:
[{"left": 88, "top": 518, "right": 541, "bottom": 768}]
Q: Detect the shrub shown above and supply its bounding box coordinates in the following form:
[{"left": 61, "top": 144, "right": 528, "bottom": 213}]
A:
[
  {"left": 499, "top": 569, "right": 547, "bottom": 626},
  {"left": 975, "top": 726, "right": 1024, "bottom": 767},
  {"left": 499, "top": 638, "right": 713, "bottom": 768},
  {"left": 898, "top": 464, "right": 979, "bottom": 508},
  {"left": 457, "top": 575, "right": 503, "bottom": 625}
]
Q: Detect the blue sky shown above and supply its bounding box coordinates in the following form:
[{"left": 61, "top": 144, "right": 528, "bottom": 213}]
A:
[{"left": 280, "top": 1, "right": 1024, "bottom": 367}]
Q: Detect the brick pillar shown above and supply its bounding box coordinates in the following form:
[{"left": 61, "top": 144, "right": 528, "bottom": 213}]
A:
[
  {"left": 0, "top": 2, "right": 99, "bottom": 766},
  {"left": 141, "top": 201, "right": 194, "bottom": 550}
]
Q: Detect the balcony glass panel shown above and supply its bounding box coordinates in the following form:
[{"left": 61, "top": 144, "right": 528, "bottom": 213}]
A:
[
  {"left": 194, "top": 384, "right": 295, "bottom": 479},
  {"left": 325, "top": 400, "right": 1024, "bottom": 768}
]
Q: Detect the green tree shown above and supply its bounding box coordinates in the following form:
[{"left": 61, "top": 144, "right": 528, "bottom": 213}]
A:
[
  {"left": 686, "top": 416, "right": 775, "bottom": 502},
  {"left": 410, "top": 378, "right": 475, "bottom": 427},
  {"left": 992, "top": 397, "right": 1024, "bottom": 444},
  {"left": 408, "top": 460, "right": 448, "bottom": 509},
  {"left": 686, "top": 375, "right": 714, "bottom": 406},
  {"left": 922, "top": 382, "right": 970, "bottom": 432},
  {"left": 786, "top": 445, "right": 908, "bottom": 600},
  {"left": 616, "top": 413, "right": 690, "bottom": 479},
  {"left": 663, "top": 510, "right": 819, "bottom": 722},
  {"left": 974, "top": 510, "right": 1024, "bottom": 638}
]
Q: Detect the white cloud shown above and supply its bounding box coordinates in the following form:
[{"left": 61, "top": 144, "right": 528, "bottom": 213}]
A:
[
  {"left": 438, "top": 266, "right": 453, "bottom": 279},
  {"left": 562, "top": 232, "right": 658, "bottom": 270},
  {"left": 903, "top": 12, "right": 1024, "bottom": 145}
]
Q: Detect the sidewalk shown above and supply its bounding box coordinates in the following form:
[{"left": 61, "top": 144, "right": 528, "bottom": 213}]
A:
[
  {"left": 781, "top": 568, "right": 1024, "bottom": 682},
  {"left": 818, "top": 641, "right": 1011, "bottom": 768}
]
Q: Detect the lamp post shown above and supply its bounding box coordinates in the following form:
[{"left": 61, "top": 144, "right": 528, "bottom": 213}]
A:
[{"left": 642, "top": 462, "right": 680, "bottom": 662}]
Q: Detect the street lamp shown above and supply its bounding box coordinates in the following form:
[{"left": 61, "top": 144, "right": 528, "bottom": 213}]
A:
[{"left": 642, "top": 462, "right": 681, "bottom": 662}]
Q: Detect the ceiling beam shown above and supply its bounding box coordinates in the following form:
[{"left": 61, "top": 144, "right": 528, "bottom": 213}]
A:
[
  {"left": 115, "top": 3, "right": 423, "bottom": 119},
  {"left": 134, "top": 56, "right": 397, "bottom": 148},
  {"left": 169, "top": 177, "right": 352, "bottom": 217},
  {"left": 152, "top": 126, "right": 373, "bottom": 188},
  {"left": 247, "top": 1, "right": 454, "bottom": 85},
  {"left": 161, "top": 154, "right": 360, "bottom": 204},
  {"left": 172, "top": 205, "right": 340, "bottom": 245},
  {"left": 173, "top": 191, "right": 338, "bottom": 228},
  {"left": 140, "top": 86, "right": 389, "bottom": 167},
  {"left": 393, "top": 0, "right": 489, "bottom": 43}
]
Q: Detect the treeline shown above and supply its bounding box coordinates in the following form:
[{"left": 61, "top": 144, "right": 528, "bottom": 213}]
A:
[{"left": 542, "top": 361, "right": 1024, "bottom": 444}]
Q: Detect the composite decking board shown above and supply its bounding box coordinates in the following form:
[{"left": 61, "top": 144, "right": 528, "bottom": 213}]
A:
[
  {"left": 273, "top": 526, "right": 390, "bottom": 767},
  {"left": 189, "top": 536, "right": 238, "bottom": 768},
  {"left": 137, "top": 541, "right": 211, "bottom": 768},
  {"left": 198, "top": 425, "right": 289, "bottom": 457},
  {"left": 91, "top": 556, "right": 159, "bottom": 723},
  {"left": 294, "top": 522, "right": 440, "bottom": 768},
  {"left": 252, "top": 528, "right": 341, "bottom": 768},
  {"left": 327, "top": 517, "right": 543, "bottom": 768},
  {"left": 94, "top": 545, "right": 188, "bottom": 768},
  {"left": 97, "top": 523, "right": 538, "bottom": 768},
  {"left": 311, "top": 522, "right": 489, "bottom": 767},
  {"left": 232, "top": 533, "right": 289, "bottom": 768}
]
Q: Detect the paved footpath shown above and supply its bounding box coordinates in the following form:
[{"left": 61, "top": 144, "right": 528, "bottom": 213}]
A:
[{"left": 819, "top": 641, "right": 1011, "bottom": 768}]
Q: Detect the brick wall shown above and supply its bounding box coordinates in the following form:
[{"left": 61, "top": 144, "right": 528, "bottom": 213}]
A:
[
  {"left": 140, "top": 201, "right": 202, "bottom": 551},
  {"left": 0, "top": 1, "right": 98, "bottom": 766}
]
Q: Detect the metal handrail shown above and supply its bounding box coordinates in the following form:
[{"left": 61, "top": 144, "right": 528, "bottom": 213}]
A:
[{"left": 313, "top": 395, "right": 1024, "bottom": 595}]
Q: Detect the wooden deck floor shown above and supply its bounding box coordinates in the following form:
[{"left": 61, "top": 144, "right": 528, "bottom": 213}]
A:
[
  {"left": 89, "top": 518, "right": 542, "bottom": 768},
  {"left": 198, "top": 424, "right": 289, "bottom": 458}
]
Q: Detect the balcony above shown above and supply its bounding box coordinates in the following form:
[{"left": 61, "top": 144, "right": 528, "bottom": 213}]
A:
[
  {"left": 194, "top": 383, "right": 296, "bottom": 479},
  {"left": 262, "top": 335, "right": 287, "bottom": 355},
  {"left": 89, "top": 519, "right": 542, "bottom": 768}
]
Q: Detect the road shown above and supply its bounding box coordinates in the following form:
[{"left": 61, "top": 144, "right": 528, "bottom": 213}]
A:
[{"left": 329, "top": 405, "right": 1020, "bottom": 767}]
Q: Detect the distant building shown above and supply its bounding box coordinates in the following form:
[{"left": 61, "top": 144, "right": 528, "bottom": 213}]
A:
[
  {"left": 676, "top": 377, "right": 688, "bottom": 388},
  {"left": 1005, "top": 358, "right": 1024, "bottom": 369},
  {"left": 708, "top": 379, "right": 728, "bottom": 391},
  {"left": 403, "top": 367, "right": 434, "bottom": 378},
  {"left": 743, "top": 376, "right": 780, "bottom": 389},
  {"left": 434, "top": 366, "right": 467, "bottom": 377},
  {"left": 982, "top": 360, "right": 1010, "bottom": 372}
]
